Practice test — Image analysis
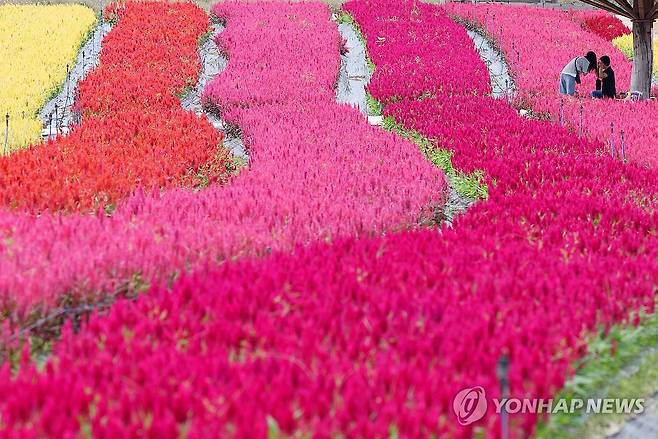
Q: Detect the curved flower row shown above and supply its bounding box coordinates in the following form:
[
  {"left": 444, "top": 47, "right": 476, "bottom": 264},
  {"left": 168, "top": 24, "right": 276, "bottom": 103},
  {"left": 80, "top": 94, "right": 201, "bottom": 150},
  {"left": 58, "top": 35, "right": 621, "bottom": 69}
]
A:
[
  {"left": 0, "top": 4, "right": 96, "bottom": 152},
  {"left": 347, "top": 0, "right": 490, "bottom": 97},
  {"left": 446, "top": 3, "right": 658, "bottom": 167},
  {"left": 204, "top": 1, "right": 340, "bottom": 110},
  {"left": 3, "top": 1, "right": 658, "bottom": 437},
  {"left": 0, "top": 1, "right": 443, "bottom": 320},
  {"left": 199, "top": 1, "right": 444, "bottom": 244},
  {"left": 0, "top": 2, "right": 225, "bottom": 212},
  {"left": 357, "top": 1, "right": 491, "bottom": 102}
]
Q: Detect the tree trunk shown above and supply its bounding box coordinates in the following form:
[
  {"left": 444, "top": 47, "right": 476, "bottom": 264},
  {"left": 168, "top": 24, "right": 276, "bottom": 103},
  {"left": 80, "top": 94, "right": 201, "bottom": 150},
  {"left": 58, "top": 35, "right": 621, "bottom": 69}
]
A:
[{"left": 631, "top": 20, "right": 653, "bottom": 100}]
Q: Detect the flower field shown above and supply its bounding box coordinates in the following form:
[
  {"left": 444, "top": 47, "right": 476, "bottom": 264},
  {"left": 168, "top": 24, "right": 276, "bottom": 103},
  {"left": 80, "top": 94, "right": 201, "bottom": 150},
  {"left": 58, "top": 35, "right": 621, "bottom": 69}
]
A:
[
  {"left": 1, "top": 0, "right": 658, "bottom": 437},
  {"left": 447, "top": 3, "right": 658, "bottom": 167},
  {"left": 0, "top": 4, "right": 96, "bottom": 152},
  {"left": 0, "top": 2, "right": 227, "bottom": 212},
  {"left": 0, "top": 0, "right": 443, "bottom": 321},
  {"left": 0, "top": 0, "right": 657, "bottom": 437}
]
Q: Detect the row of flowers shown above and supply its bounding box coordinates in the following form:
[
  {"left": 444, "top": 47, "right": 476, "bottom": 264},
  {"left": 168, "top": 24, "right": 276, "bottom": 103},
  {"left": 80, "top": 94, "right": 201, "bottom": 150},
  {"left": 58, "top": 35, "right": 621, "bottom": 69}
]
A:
[
  {"left": 4, "top": 0, "right": 658, "bottom": 436},
  {"left": 0, "top": 1, "right": 443, "bottom": 323},
  {"left": 446, "top": 3, "right": 658, "bottom": 168},
  {"left": 362, "top": 4, "right": 491, "bottom": 103},
  {"left": 0, "top": 2, "right": 225, "bottom": 212},
  {"left": 201, "top": 0, "right": 445, "bottom": 235},
  {"left": 0, "top": 4, "right": 96, "bottom": 152}
]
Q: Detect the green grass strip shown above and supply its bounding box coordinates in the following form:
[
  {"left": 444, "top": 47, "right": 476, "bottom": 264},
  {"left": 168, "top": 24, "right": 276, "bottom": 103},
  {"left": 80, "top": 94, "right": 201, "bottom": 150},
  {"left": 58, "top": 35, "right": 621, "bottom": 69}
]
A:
[
  {"left": 537, "top": 304, "right": 658, "bottom": 438},
  {"left": 380, "top": 115, "right": 487, "bottom": 201}
]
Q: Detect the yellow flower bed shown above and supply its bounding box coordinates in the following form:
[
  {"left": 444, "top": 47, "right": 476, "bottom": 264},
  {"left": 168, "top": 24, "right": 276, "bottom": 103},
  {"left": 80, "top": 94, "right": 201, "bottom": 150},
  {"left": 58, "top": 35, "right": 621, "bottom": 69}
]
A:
[
  {"left": 0, "top": 4, "right": 96, "bottom": 153},
  {"left": 613, "top": 33, "right": 658, "bottom": 76}
]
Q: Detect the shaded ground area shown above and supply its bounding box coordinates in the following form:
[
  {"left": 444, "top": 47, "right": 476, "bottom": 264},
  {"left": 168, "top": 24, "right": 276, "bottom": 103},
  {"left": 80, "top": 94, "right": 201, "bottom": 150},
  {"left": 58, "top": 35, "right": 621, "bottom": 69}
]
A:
[{"left": 610, "top": 393, "right": 658, "bottom": 438}]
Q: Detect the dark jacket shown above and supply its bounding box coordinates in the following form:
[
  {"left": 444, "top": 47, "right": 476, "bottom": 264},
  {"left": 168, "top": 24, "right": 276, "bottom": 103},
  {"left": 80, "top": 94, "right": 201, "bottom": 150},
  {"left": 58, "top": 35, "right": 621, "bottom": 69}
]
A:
[{"left": 596, "top": 67, "right": 616, "bottom": 98}]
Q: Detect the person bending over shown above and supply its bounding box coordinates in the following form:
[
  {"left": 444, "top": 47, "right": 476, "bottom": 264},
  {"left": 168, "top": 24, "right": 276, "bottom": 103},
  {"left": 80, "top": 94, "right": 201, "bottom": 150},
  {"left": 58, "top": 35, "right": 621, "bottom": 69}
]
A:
[
  {"left": 592, "top": 55, "right": 616, "bottom": 99},
  {"left": 560, "top": 51, "right": 597, "bottom": 96}
]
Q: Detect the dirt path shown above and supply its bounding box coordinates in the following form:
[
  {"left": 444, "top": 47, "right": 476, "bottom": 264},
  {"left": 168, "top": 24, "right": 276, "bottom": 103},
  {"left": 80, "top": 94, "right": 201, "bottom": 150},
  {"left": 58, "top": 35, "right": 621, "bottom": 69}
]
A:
[
  {"left": 465, "top": 28, "right": 515, "bottom": 99},
  {"left": 181, "top": 23, "right": 247, "bottom": 161},
  {"left": 608, "top": 393, "right": 658, "bottom": 438},
  {"left": 335, "top": 20, "right": 370, "bottom": 114}
]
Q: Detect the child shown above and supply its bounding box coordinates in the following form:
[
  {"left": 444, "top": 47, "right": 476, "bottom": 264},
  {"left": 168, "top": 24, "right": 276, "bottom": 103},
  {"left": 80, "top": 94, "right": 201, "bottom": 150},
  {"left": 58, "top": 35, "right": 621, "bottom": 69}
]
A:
[
  {"left": 592, "top": 56, "right": 616, "bottom": 99},
  {"left": 560, "top": 51, "right": 598, "bottom": 96}
]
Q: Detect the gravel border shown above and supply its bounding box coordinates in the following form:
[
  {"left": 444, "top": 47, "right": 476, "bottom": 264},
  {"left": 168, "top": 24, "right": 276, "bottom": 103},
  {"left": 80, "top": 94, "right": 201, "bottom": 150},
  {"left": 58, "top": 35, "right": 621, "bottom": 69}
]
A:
[
  {"left": 181, "top": 23, "right": 248, "bottom": 162},
  {"left": 608, "top": 393, "right": 658, "bottom": 438},
  {"left": 39, "top": 21, "right": 112, "bottom": 140},
  {"left": 335, "top": 21, "right": 371, "bottom": 114},
  {"left": 466, "top": 28, "right": 515, "bottom": 99}
]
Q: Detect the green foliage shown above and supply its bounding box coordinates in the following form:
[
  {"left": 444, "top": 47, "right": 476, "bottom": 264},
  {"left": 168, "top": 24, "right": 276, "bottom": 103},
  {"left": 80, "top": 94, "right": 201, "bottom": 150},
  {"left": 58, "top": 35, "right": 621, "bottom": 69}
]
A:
[
  {"left": 103, "top": 203, "right": 116, "bottom": 216},
  {"left": 198, "top": 30, "right": 213, "bottom": 47},
  {"left": 388, "top": 425, "right": 399, "bottom": 439},
  {"left": 174, "top": 81, "right": 195, "bottom": 100},
  {"left": 536, "top": 305, "right": 658, "bottom": 438},
  {"left": 336, "top": 10, "right": 353, "bottom": 25},
  {"left": 267, "top": 416, "right": 281, "bottom": 439},
  {"left": 226, "top": 155, "right": 248, "bottom": 174},
  {"left": 453, "top": 170, "right": 488, "bottom": 201},
  {"left": 366, "top": 94, "right": 383, "bottom": 116}
]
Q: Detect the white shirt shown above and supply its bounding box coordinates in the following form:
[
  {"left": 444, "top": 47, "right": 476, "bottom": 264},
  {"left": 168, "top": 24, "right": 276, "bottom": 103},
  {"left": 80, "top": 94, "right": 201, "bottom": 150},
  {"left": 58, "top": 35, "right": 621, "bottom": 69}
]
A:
[{"left": 561, "top": 56, "right": 591, "bottom": 77}]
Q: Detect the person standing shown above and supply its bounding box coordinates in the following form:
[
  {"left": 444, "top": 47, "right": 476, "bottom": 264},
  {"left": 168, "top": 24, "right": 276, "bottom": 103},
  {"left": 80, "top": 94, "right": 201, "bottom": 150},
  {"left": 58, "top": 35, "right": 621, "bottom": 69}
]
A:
[{"left": 559, "top": 51, "right": 598, "bottom": 96}]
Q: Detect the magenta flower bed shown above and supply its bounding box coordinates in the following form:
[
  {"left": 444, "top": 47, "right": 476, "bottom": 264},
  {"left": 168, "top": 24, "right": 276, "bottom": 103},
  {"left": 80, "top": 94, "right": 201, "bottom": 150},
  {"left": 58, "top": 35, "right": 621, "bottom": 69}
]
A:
[
  {"left": 446, "top": 3, "right": 658, "bottom": 168},
  {"left": 0, "top": 1, "right": 443, "bottom": 318},
  {"left": 3, "top": 1, "right": 658, "bottom": 437},
  {"left": 358, "top": 1, "right": 491, "bottom": 102},
  {"left": 5, "top": 225, "right": 655, "bottom": 437},
  {"left": 203, "top": 2, "right": 340, "bottom": 111}
]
